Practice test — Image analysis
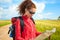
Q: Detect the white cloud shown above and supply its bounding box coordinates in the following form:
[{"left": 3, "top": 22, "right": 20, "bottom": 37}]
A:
[
  {"left": 0, "top": 7, "right": 4, "bottom": 18},
  {"left": 0, "top": 0, "right": 12, "bottom": 3},
  {"left": 33, "top": 11, "right": 53, "bottom": 20},
  {"left": 44, "top": 12, "right": 53, "bottom": 16},
  {"left": 32, "top": 1, "right": 55, "bottom": 20},
  {"left": 33, "top": 1, "right": 45, "bottom": 13},
  {"left": 43, "top": 12, "right": 53, "bottom": 19},
  {"left": 0, "top": 4, "right": 19, "bottom": 20},
  {"left": 32, "top": 1, "right": 46, "bottom": 20},
  {"left": 34, "top": 13, "right": 44, "bottom": 19},
  {"left": 0, "top": 13, "right": 2, "bottom": 18},
  {"left": 44, "top": 0, "right": 56, "bottom": 4},
  {"left": 0, "top": 0, "right": 55, "bottom": 20},
  {"left": 0, "top": 16, "right": 1, "bottom": 18},
  {"left": 8, "top": 5, "right": 18, "bottom": 13},
  {"left": 5, "top": 4, "right": 19, "bottom": 18},
  {"left": 33, "top": 0, "right": 56, "bottom": 4}
]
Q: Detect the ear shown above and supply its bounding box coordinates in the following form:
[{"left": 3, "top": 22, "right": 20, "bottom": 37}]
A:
[
  {"left": 25, "top": 8, "right": 27, "bottom": 12},
  {"left": 24, "top": 8, "right": 29, "bottom": 15}
]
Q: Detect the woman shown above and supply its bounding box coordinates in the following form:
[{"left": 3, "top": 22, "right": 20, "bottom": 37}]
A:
[{"left": 11, "top": 0, "right": 41, "bottom": 40}]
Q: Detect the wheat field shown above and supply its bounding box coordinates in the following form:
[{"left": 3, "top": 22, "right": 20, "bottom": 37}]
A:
[
  {"left": 0, "top": 20, "right": 60, "bottom": 40},
  {"left": 35, "top": 20, "right": 60, "bottom": 40},
  {"left": 0, "top": 20, "right": 11, "bottom": 27}
]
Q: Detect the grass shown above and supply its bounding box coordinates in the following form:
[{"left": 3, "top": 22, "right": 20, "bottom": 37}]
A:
[
  {"left": 35, "top": 20, "right": 60, "bottom": 40},
  {"left": 0, "top": 20, "right": 60, "bottom": 40},
  {"left": 0, "top": 20, "right": 11, "bottom": 27}
]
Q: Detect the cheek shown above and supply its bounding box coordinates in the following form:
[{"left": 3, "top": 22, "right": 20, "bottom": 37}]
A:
[
  {"left": 28, "top": 14, "right": 32, "bottom": 17},
  {"left": 27, "top": 13, "right": 31, "bottom": 17},
  {"left": 29, "top": 14, "right": 31, "bottom": 16},
  {"left": 30, "top": 14, "right": 33, "bottom": 17}
]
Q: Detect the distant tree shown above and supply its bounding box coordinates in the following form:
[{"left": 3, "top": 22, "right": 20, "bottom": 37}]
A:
[{"left": 58, "top": 16, "right": 60, "bottom": 20}]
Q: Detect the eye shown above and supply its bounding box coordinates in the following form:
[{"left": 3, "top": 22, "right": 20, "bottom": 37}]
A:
[{"left": 29, "top": 11, "right": 35, "bottom": 14}]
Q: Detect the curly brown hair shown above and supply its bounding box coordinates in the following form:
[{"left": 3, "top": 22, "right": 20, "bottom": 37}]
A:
[{"left": 18, "top": 0, "right": 36, "bottom": 15}]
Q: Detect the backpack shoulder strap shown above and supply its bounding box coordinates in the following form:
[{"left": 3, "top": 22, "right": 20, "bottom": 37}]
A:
[
  {"left": 19, "top": 16, "right": 24, "bottom": 33},
  {"left": 30, "top": 18, "right": 35, "bottom": 24},
  {"left": 12, "top": 16, "right": 24, "bottom": 33}
]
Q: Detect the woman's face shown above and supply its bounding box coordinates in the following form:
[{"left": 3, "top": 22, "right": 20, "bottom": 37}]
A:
[{"left": 25, "top": 8, "right": 36, "bottom": 18}]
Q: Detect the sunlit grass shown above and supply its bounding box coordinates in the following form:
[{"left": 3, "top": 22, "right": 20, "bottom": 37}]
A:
[
  {"left": 35, "top": 20, "right": 60, "bottom": 40},
  {"left": 0, "top": 20, "right": 60, "bottom": 40},
  {"left": 0, "top": 20, "right": 11, "bottom": 27}
]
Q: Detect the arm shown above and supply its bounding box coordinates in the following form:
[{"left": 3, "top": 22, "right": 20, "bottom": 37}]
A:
[
  {"left": 34, "top": 26, "right": 42, "bottom": 36},
  {"left": 36, "top": 31, "right": 42, "bottom": 36},
  {"left": 11, "top": 18, "right": 24, "bottom": 40}
]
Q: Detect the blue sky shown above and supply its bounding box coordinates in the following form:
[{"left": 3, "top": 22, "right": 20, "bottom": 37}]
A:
[{"left": 0, "top": 0, "right": 60, "bottom": 20}]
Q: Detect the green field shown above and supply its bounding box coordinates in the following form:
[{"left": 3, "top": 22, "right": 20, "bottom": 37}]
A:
[
  {"left": 0, "top": 20, "right": 60, "bottom": 40},
  {"left": 0, "top": 20, "right": 11, "bottom": 27},
  {"left": 35, "top": 20, "right": 60, "bottom": 40}
]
